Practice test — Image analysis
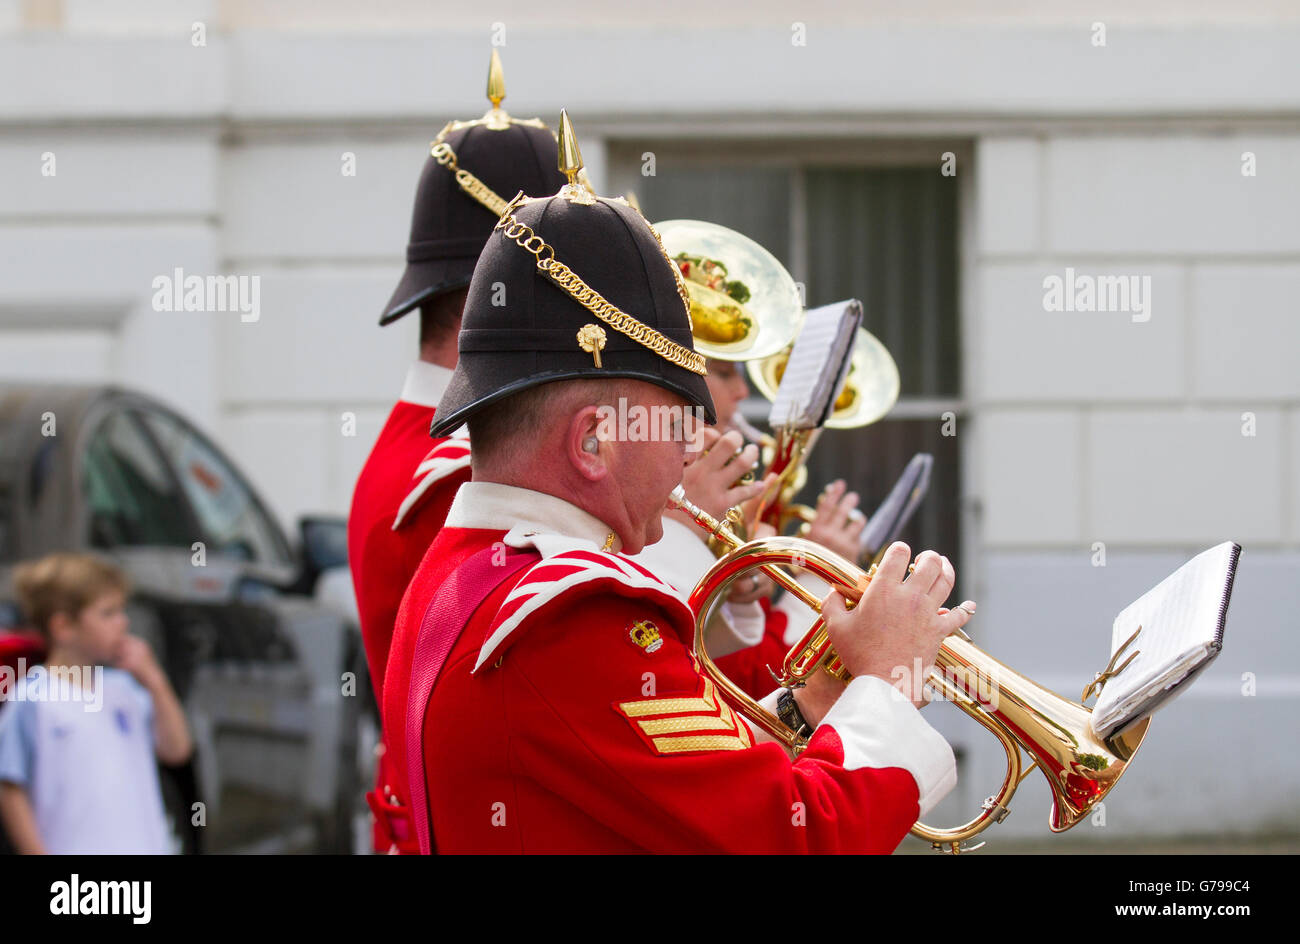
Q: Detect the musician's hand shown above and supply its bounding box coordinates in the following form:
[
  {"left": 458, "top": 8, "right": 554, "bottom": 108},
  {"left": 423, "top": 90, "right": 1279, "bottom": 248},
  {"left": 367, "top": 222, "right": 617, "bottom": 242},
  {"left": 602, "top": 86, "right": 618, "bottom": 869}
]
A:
[
  {"left": 820, "top": 542, "right": 976, "bottom": 709},
  {"left": 805, "top": 479, "right": 866, "bottom": 562},
  {"left": 674, "top": 427, "right": 765, "bottom": 522},
  {"left": 725, "top": 524, "right": 777, "bottom": 604},
  {"left": 736, "top": 471, "right": 781, "bottom": 532}
]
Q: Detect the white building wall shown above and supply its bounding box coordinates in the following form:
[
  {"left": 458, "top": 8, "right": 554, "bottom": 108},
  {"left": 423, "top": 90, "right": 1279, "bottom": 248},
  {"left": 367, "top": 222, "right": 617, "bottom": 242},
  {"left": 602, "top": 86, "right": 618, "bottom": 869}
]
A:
[
  {"left": 1, "top": 6, "right": 1296, "bottom": 837},
  {"left": 959, "top": 124, "right": 1300, "bottom": 837}
]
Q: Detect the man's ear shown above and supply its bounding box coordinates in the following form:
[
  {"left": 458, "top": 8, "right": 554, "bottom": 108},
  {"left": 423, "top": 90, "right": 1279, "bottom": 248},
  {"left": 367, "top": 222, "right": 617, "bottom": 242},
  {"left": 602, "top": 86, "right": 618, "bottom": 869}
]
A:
[{"left": 567, "top": 404, "right": 609, "bottom": 482}]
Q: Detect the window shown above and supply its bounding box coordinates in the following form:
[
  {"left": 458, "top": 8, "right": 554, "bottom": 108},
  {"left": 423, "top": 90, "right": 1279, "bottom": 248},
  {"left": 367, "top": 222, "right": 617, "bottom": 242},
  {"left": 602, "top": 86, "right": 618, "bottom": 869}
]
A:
[
  {"left": 610, "top": 141, "right": 964, "bottom": 568},
  {"left": 84, "top": 411, "right": 195, "bottom": 548},
  {"left": 138, "top": 409, "right": 292, "bottom": 568}
]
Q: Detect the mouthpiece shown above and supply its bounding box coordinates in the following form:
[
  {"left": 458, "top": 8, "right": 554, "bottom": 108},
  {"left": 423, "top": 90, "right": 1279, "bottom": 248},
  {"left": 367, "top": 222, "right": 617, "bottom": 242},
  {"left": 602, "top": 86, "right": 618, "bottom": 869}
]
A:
[
  {"left": 668, "top": 485, "right": 691, "bottom": 511},
  {"left": 669, "top": 486, "right": 744, "bottom": 552}
]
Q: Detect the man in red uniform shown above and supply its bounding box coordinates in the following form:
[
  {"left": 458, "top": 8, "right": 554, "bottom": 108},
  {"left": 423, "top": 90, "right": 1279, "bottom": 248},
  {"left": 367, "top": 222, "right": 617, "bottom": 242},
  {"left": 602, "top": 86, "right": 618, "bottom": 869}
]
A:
[
  {"left": 389, "top": 115, "right": 976, "bottom": 853},
  {"left": 347, "top": 52, "right": 565, "bottom": 852}
]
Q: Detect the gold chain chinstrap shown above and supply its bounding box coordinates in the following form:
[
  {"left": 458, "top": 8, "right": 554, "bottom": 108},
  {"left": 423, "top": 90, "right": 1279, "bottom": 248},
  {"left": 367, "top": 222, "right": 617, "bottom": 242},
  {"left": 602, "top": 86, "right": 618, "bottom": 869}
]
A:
[
  {"left": 494, "top": 197, "right": 707, "bottom": 375},
  {"left": 430, "top": 141, "right": 510, "bottom": 218}
]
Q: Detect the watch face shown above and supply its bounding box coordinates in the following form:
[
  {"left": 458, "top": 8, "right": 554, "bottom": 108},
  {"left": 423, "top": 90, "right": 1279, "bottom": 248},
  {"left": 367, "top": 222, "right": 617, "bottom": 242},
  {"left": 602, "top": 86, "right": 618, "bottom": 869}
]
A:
[
  {"left": 778, "top": 689, "right": 812, "bottom": 736},
  {"left": 777, "top": 689, "right": 799, "bottom": 727}
]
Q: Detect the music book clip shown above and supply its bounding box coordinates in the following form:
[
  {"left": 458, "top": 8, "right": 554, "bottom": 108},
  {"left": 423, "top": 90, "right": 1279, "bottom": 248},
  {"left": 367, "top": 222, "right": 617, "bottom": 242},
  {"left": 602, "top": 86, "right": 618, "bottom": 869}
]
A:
[{"left": 1082, "top": 625, "right": 1142, "bottom": 704}]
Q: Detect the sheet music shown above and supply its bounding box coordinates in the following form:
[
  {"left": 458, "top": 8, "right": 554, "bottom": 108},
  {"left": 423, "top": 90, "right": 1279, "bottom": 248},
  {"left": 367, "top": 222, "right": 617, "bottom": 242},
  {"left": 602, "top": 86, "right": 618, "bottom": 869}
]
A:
[
  {"left": 1091, "top": 541, "right": 1240, "bottom": 739},
  {"left": 860, "top": 453, "right": 933, "bottom": 555},
  {"left": 767, "top": 299, "right": 862, "bottom": 430}
]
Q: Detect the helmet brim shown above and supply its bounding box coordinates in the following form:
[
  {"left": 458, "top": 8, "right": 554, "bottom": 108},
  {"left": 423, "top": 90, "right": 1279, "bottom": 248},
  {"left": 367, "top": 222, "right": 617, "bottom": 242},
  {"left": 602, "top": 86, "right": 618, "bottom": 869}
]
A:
[
  {"left": 378, "top": 256, "right": 478, "bottom": 325},
  {"left": 430, "top": 357, "right": 716, "bottom": 438}
]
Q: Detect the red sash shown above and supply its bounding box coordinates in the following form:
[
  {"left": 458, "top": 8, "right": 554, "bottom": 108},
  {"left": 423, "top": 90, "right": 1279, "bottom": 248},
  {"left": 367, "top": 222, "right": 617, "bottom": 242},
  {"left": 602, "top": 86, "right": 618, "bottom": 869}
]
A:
[{"left": 404, "top": 545, "right": 538, "bottom": 854}]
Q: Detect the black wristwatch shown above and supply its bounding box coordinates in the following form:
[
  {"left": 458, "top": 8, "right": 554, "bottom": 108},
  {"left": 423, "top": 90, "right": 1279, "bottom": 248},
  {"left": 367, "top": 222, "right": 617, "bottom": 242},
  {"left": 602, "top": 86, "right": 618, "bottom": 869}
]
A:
[{"left": 776, "top": 688, "right": 812, "bottom": 737}]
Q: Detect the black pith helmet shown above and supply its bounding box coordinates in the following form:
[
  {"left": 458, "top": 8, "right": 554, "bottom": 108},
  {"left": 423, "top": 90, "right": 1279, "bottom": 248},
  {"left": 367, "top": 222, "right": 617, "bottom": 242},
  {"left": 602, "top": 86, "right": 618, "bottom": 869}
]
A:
[
  {"left": 429, "top": 112, "right": 716, "bottom": 436},
  {"left": 379, "top": 51, "right": 567, "bottom": 325}
]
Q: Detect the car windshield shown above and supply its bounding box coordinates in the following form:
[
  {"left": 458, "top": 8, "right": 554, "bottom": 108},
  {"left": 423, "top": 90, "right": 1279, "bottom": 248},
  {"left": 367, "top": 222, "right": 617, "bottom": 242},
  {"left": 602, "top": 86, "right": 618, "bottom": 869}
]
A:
[
  {"left": 137, "top": 409, "right": 292, "bottom": 567},
  {"left": 84, "top": 410, "right": 195, "bottom": 548}
]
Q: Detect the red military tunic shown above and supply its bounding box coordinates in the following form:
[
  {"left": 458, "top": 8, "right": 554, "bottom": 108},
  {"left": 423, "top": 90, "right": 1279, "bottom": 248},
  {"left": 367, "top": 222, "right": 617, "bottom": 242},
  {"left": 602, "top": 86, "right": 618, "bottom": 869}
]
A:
[
  {"left": 635, "top": 516, "right": 768, "bottom": 658},
  {"left": 638, "top": 517, "right": 797, "bottom": 702},
  {"left": 348, "top": 361, "right": 470, "bottom": 851},
  {"left": 395, "top": 482, "right": 957, "bottom": 854}
]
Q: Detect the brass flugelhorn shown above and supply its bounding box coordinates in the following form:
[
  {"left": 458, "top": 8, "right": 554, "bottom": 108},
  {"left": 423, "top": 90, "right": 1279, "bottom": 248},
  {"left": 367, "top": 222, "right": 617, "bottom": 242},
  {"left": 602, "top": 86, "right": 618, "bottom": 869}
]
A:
[{"left": 668, "top": 485, "right": 1150, "bottom": 854}]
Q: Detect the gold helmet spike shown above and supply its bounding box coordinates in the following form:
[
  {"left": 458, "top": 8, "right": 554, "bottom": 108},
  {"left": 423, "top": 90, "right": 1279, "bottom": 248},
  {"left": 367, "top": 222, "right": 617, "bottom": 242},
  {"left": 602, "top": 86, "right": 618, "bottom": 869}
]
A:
[
  {"left": 423, "top": 50, "right": 550, "bottom": 217},
  {"left": 486, "top": 48, "right": 505, "bottom": 109},
  {"left": 557, "top": 109, "right": 597, "bottom": 205},
  {"left": 479, "top": 49, "right": 510, "bottom": 130},
  {"left": 557, "top": 109, "right": 583, "bottom": 183},
  {"left": 433, "top": 49, "right": 548, "bottom": 142}
]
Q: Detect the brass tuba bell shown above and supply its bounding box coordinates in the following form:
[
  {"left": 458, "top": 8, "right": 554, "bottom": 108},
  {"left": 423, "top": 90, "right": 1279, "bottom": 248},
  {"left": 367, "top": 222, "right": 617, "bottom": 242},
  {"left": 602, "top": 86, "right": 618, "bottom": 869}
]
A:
[
  {"left": 654, "top": 219, "right": 804, "bottom": 362},
  {"left": 668, "top": 485, "right": 1150, "bottom": 854}
]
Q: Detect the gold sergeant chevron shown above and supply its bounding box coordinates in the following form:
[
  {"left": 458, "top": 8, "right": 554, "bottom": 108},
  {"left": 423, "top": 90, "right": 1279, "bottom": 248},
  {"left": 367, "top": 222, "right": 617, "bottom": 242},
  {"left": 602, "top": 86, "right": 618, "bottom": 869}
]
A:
[{"left": 616, "top": 679, "right": 754, "bottom": 755}]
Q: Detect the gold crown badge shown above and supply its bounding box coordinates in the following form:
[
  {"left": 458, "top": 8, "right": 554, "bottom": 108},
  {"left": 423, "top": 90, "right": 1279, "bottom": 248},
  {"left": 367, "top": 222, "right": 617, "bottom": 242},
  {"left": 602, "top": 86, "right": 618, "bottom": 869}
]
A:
[{"left": 628, "top": 620, "right": 664, "bottom": 655}]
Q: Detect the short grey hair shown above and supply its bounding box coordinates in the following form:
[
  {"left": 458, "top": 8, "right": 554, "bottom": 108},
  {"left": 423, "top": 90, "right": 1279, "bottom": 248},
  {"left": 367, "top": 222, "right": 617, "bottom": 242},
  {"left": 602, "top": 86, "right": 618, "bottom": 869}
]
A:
[{"left": 467, "top": 378, "right": 634, "bottom": 471}]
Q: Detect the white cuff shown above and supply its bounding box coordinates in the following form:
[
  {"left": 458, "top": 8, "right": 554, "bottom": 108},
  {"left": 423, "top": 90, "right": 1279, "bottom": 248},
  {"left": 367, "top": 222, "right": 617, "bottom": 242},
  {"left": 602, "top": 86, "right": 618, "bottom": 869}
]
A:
[{"left": 820, "top": 675, "right": 957, "bottom": 816}]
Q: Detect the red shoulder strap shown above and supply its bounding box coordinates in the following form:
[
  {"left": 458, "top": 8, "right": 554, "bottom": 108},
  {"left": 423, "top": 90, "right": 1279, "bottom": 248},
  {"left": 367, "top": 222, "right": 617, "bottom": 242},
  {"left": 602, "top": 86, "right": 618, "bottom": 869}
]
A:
[{"left": 405, "top": 545, "right": 539, "bottom": 854}]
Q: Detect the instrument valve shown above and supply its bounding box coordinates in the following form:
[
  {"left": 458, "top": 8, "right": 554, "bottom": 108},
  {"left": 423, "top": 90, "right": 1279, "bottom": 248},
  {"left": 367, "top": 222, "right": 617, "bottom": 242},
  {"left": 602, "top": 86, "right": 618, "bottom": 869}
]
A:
[{"left": 981, "top": 795, "right": 1011, "bottom": 824}]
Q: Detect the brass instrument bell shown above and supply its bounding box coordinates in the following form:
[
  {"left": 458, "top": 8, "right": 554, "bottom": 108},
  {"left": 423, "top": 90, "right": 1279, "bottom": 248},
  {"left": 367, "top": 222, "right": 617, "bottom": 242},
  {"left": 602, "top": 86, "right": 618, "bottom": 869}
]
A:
[{"left": 654, "top": 219, "right": 804, "bottom": 362}]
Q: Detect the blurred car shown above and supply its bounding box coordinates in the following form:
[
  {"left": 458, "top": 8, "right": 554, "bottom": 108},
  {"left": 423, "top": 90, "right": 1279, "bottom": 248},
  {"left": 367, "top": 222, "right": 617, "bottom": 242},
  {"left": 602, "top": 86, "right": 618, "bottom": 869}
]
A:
[{"left": 0, "top": 384, "right": 374, "bottom": 854}]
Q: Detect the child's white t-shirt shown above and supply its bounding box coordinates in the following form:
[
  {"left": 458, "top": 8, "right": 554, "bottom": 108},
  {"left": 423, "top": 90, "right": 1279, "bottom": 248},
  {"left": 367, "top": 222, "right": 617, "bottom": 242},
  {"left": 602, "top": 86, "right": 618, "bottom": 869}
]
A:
[{"left": 0, "top": 666, "right": 173, "bottom": 854}]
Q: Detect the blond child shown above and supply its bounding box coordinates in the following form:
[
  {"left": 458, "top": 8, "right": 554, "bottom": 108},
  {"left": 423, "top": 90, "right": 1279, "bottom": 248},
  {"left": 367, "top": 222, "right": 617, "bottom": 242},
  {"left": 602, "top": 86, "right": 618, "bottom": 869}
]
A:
[{"left": 0, "top": 553, "right": 192, "bottom": 854}]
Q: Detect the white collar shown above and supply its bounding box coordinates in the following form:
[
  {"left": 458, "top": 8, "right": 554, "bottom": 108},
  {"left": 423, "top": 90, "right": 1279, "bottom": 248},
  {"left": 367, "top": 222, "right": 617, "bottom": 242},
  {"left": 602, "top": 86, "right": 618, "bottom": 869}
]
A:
[
  {"left": 399, "top": 360, "right": 454, "bottom": 409},
  {"left": 444, "top": 481, "right": 619, "bottom": 558}
]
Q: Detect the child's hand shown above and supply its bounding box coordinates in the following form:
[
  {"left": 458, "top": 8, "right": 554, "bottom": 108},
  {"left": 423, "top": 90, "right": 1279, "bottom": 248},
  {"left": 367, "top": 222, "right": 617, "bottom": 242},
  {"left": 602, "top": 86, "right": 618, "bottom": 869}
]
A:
[
  {"left": 113, "top": 635, "right": 163, "bottom": 688},
  {"left": 116, "top": 636, "right": 193, "bottom": 766}
]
